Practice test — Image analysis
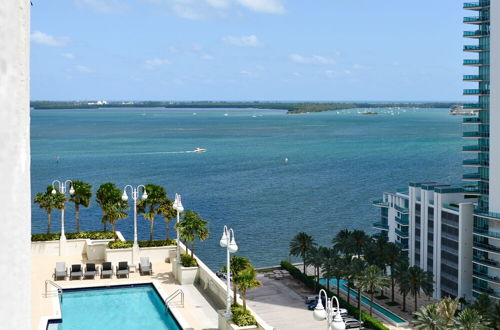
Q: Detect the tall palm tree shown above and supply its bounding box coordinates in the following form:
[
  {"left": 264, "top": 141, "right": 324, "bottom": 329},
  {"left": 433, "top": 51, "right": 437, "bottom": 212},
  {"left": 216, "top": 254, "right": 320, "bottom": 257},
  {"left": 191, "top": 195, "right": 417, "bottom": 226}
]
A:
[
  {"left": 345, "top": 256, "right": 364, "bottom": 306},
  {"left": 454, "top": 308, "right": 489, "bottom": 330},
  {"left": 351, "top": 230, "right": 369, "bottom": 258},
  {"left": 137, "top": 184, "right": 167, "bottom": 241},
  {"left": 438, "top": 296, "right": 460, "bottom": 328},
  {"left": 332, "top": 229, "right": 352, "bottom": 256},
  {"left": 384, "top": 242, "right": 402, "bottom": 303},
  {"left": 305, "top": 246, "right": 325, "bottom": 290},
  {"left": 351, "top": 258, "right": 367, "bottom": 317},
  {"left": 328, "top": 256, "right": 346, "bottom": 297},
  {"left": 395, "top": 260, "right": 410, "bottom": 312},
  {"left": 235, "top": 266, "right": 261, "bottom": 311},
  {"left": 408, "top": 266, "right": 434, "bottom": 312},
  {"left": 320, "top": 248, "right": 338, "bottom": 292},
  {"left": 34, "top": 186, "right": 66, "bottom": 234},
  {"left": 357, "top": 265, "right": 390, "bottom": 316},
  {"left": 96, "top": 182, "right": 129, "bottom": 232},
  {"left": 289, "top": 232, "right": 315, "bottom": 274},
  {"left": 175, "top": 210, "right": 209, "bottom": 257},
  {"left": 470, "top": 293, "right": 491, "bottom": 317},
  {"left": 228, "top": 255, "right": 251, "bottom": 305},
  {"left": 413, "top": 303, "right": 444, "bottom": 330},
  {"left": 157, "top": 198, "right": 176, "bottom": 240},
  {"left": 68, "top": 180, "right": 92, "bottom": 233}
]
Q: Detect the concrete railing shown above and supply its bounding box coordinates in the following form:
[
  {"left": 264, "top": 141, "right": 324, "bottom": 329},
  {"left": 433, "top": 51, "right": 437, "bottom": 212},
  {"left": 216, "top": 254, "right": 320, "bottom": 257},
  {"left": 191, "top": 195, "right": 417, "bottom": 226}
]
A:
[{"left": 105, "top": 246, "right": 176, "bottom": 264}]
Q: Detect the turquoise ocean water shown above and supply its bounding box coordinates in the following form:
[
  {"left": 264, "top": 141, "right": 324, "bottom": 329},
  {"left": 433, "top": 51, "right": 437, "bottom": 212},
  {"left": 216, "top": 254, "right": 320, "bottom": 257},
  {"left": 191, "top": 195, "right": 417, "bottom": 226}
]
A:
[{"left": 31, "top": 107, "right": 463, "bottom": 269}]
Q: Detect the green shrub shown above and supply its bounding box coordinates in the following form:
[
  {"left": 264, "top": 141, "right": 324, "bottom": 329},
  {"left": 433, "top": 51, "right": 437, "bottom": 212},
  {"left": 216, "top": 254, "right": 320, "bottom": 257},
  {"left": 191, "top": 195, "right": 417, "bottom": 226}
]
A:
[
  {"left": 280, "top": 261, "right": 390, "bottom": 330},
  {"left": 31, "top": 231, "right": 116, "bottom": 241},
  {"left": 231, "top": 304, "right": 257, "bottom": 326},
  {"left": 180, "top": 253, "right": 198, "bottom": 267},
  {"left": 107, "top": 239, "right": 177, "bottom": 249}
]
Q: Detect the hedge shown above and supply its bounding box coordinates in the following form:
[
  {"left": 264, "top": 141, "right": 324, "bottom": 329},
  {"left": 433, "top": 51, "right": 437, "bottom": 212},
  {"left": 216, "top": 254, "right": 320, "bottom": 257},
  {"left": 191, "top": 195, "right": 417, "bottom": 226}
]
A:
[
  {"left": 231, "top": 304, "right": 257, "bottom": 326},
  {"left": 107, "top": 239, "right": 176, "bottom": 249},
  {"left": 31, "top": 231, "right": 116, "bottom": 241},
  {"left": 280, "top": 261, "right": 390, "bottom": 330},
  {"left": 180, "top": 253, "right": 198, "bottom": 267}
]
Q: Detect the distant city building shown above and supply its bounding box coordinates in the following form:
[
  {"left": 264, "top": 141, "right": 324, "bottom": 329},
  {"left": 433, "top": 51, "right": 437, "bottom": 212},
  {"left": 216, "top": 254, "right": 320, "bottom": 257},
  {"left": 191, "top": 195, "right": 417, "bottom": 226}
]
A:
[{"left": 373, "top": 1, "right": 499, "bottom": 301}]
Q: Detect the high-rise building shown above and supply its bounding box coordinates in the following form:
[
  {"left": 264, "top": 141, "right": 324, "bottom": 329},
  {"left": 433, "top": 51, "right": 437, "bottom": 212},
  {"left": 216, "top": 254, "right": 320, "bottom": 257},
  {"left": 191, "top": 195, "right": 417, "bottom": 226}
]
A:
[{"left": 373, "top": 1, "right": 500, "bottom": 301}]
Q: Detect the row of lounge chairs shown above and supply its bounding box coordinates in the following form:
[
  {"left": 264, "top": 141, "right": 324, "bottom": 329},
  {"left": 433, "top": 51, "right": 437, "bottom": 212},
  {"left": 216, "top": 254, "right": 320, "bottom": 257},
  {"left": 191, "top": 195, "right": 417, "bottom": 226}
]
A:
[{"left": 54, "top": 258, "right": 153, "bottom": 281}]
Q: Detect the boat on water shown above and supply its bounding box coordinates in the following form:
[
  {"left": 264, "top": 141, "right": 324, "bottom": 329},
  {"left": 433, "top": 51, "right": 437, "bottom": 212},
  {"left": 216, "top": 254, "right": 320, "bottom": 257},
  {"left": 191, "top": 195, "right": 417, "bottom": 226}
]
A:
[
  {"left": 193, "top": 148, "right": 206, "bottom": 153},
  {"left": 449, "top": 105, "right": 476, "bottom": 116},
  {"left": 360, "top": 111, "right": 379, "bottom": 115}
]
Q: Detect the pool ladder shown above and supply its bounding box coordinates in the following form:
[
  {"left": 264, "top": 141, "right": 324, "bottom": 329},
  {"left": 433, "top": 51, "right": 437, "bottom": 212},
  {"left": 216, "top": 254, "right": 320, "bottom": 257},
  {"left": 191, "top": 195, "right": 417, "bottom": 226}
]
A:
[
  {"left": 165, "top": 289, "right": 184, "bottom": 309},
  {"left": 45, "top": 280, "right": 63, "bottom": 313}
]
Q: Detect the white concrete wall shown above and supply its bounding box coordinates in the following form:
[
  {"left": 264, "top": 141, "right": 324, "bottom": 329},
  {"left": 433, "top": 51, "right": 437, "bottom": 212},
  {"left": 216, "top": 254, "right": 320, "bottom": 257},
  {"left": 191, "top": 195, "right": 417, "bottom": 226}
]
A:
[
  {"left": 0, "top": 2, "right": 31, "bottom": 328},
  {"left": 489, "top": 0, "right": 500, "bottom": 212},
  {"left": 105, "top": 246, "right": 176, "bottom": 264},
  {"left": 409, "top": 186, "right": 417, "bottom": 266},
  {"left": 458, "top": 203, "right": 474, "bottom": 301}
]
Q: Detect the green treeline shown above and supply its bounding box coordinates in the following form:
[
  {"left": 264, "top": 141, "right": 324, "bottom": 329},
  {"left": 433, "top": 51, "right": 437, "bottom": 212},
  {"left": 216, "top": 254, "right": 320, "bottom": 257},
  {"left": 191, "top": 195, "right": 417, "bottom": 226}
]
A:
[{"left": 30, "top": 100, "right": 457, "bottom": 114}]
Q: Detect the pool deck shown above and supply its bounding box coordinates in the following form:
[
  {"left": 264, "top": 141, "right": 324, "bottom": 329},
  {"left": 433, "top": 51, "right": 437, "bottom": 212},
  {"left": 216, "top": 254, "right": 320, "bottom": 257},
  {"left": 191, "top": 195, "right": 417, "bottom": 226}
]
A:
[{"left": 32, "top": 254, "right": 219, "bottom": 330}]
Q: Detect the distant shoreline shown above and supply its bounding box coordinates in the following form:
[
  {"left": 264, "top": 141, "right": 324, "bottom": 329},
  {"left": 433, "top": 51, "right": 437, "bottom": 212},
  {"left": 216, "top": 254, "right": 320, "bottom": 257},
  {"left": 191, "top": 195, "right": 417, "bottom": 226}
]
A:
[{"left": 30, "top": 101, "right": 457, "bottom": 114}]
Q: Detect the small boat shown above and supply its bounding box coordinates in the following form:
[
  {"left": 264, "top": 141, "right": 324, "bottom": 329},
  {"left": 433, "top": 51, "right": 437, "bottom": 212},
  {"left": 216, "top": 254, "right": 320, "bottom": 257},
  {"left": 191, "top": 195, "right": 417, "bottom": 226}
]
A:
[
  {"left": 224, "top": 113, "right": 228, "bottom": 117},
  {"left": 193, "top": 148, "right": 206, "bottom": 153},
  {"left": 284, "top": 157, "right": 288, "bottom": 165}
]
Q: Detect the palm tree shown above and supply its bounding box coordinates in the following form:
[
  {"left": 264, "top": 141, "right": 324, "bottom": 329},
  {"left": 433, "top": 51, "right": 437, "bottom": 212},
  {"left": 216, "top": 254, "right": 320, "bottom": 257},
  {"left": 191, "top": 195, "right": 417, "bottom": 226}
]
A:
[
  {"left": 320, "top": 248, "right": 338, "bottom": 292},
  {"left": 96, "top": 182, "right": 129, "bottom": 232},
  {"left": 157, "top": 198, "right": 176, "bottom": 240},
  {"left": 395, "top": 260, "right": 410, "bottom": 312},
  {"left": 328, "top": 256, "right": 346, "bottom": 297},
  {"left": 489, "top": 300, "right": 500, "bottom": 329},
  {"left": 351, "top": 258, "right": 367, "bottom": 317},
  {"left": 384, "top": 242, "right": 402, "bottom": 303},
  {"left": 137, "top": 184, "right": 167, "bottom": 241},
  {"left": 470, "top": 293, "right": 491, "bottom": 317},
  {"left": 289, "top": 232, "right": 315, "bottom": 274},
  {"left": 438, "top": 296, "right": 460, "bottom": 328},
  {"left": 413, "top": 303, "right": 444, "bottom": 330},
  {"left": 345, "top": 256, "right": 364, "bottom": 306},
  {"left": 175, "top": 210, "right": 209, "bottom": 257},
  {"left": 332, "top": 229, "right": 352, "bottom": 256},
  {"left": 357, "top": 265, "right": 389, "bottom": 316},
  {"left": 351, "top": 230, "right": 369, "bottom": 258},
  {"left": 68, "top": 180, "right": 92, "bottom": 233},
  {"left": 34, "top": 186, "right": 66, "bottom": 233},
  {"left": 235, "top": 266, "right": 261, "bottom": 311},
  {"left": 305, "top": 246, "right": 325, "bottom": 290},
  {"left": 408, "top": 266, "right": 434, "bottom": 312},
  {"left": 227, "top": 255, "right": 251, "bottom": 305},
  {"left": 454, "top": 309, "right": 489, "bottom": 330}
]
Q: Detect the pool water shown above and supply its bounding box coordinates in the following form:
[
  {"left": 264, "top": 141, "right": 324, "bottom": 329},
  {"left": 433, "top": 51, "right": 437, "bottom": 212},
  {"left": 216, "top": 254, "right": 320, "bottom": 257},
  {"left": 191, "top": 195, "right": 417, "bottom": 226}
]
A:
[
  {"left": 57, "top": 285, "right": 181, "bottom": 330},
  {"left": 319, "top": 278, "right": 407, "bottom": 325}
]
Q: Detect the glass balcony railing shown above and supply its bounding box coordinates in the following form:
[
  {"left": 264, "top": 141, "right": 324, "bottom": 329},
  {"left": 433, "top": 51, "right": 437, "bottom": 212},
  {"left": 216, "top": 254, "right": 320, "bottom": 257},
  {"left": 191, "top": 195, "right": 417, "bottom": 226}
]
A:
[
  {"left": 464, "top": 30, "right": 489, "bottom": 37},
  {"left": 395, "top": 215, "right": 409, "bottom": 225},
  {"left": 395, "top": 241, "right": 408, "bottom": 250},
  {"left": 463, "top": 103, "right": 484, "bottom": 110},
  {"left": 474, "top": 211, "right": 500, "bottom": 219},
  {"left": 464, "top": 1, "right": 490, "bottom": 9},
  {"left": 372, "top": 222, "right": 389, "bottom": 230},
  {"left": 463, "top": 173, "right": 480, "bottom": 180},
  {"left": 473, "top": 241, "right": 500, "bottom": 253},
  {"left": 473, "top": 271, "right": 500, "bottom": 284},
  {"left": 463, "top": 89, "right": 489, "bottom": 95},
  {"left": 473, "top": 256, "right": 500, "bottom": 269},
  {"left": 474, "top": 228, "right": 500, "bottom": 240},
  {"left": 463, "top": 75, "right": 487, "bottom": 81},
  {"left": 463, "top": 131, "right": 489, "bottom": 138},
  {"left": 472, "top": 285, "right": 500, "bottom": 298},
  {"left": 463, "top": 117, "right": 482, "bottom": 123},
  {"left": 464, "top": 45, "right": 488, "bottom": 52},
  {"left": 394, "top": 205, "right": 409, "bottom": 214},
  {"left": 464, "top": 16, "right": 489, "bottom": 23},
  {"left": 395, "top": 228, "right": 409, "bottom": 238},
  {"left": 463, "top": 159, "right": 489, "bottom": 166},
  {"left": 463, "top": 59, "right": 484, "bottom": 66},
  {"left": 372, "top": 199, "right": 389, "bottom": 207}
]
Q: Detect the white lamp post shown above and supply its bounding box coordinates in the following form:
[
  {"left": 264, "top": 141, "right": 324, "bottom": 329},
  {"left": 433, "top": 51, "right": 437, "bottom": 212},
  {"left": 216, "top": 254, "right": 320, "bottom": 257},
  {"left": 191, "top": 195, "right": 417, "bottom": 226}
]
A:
[
  {"left": 51, "top": 179, "right": 74, "bottom": 240},
  {"left": 220, "top": 225, "right": 238, "bottom": 319},
  {"left": 172, "top": 193, "right": 184, "bottom": 262},
  {"left": 122, "top": 184, "right": 147, "bottom": 265},
  {"left": 313, "top": 289, "right": 346, "bottom": 330}
]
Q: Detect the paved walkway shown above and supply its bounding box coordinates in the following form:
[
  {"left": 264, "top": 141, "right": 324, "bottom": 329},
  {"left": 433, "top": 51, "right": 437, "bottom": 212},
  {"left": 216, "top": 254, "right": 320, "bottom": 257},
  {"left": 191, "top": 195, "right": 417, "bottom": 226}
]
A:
[{"left": 32, "top": 254, "right": 218, "bottom": 330}]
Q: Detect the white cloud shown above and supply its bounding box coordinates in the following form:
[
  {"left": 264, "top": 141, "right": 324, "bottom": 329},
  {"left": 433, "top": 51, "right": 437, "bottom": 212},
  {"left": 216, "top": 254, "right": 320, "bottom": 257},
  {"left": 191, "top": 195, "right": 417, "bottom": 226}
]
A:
[
  {"left": 206, "top": 0, "right": 231, "bottom": 9},
  {"left": 237, "top": 0, "right": 284, "bottom": 14},
  {"left": 75, "top": 65, "right": 93, "bottom": 73},
  {"left": 222, "top": 35, "right": 262, "bottom": 47},
  {"left": 171, "top": 0, "right": 206, "bottom": 20},
  {"left": 61, "top": 53, "right": 75, "bottom": 59},
  {"left": 75, "top": 0, "right": 129, "bottom": 14},
  {"left": 31, "top": 31, "right": 69, "bottom": 47},
  {"left": 144, "top": 58, "right": 171, "bottom": 70},
  {"left": 289, "top": 54, "right": 336, "bottom": 65}
]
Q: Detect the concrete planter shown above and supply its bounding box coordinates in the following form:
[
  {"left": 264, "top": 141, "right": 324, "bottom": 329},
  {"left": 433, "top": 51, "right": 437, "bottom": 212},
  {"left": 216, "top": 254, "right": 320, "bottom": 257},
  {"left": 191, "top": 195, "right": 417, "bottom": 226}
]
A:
[
  {"left": 218, "top": 310, "right": 257, "bottom": 330},
  {"left": 177, "top": 264, "right": 199, "bottom": 285}
]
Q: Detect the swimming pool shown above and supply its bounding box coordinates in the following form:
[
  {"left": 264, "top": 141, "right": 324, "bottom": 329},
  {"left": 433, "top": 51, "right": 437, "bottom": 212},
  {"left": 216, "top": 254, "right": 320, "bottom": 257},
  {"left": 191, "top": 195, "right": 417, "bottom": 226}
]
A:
[
  {"left": 47, "top": 284, "right": 182, "bottom": 330},
  {"left": 319, "top": 278, "right": 408, "bottom": 326}
]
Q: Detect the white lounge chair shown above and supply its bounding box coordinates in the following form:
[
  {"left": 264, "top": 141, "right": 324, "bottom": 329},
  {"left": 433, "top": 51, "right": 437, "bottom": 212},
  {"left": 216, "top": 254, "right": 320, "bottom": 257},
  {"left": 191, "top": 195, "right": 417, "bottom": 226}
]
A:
[
  {"left": 54, "top": 262, "right": 67, "bottom": 281},
  {"left": 139, "top": 257, "right": 152, "bottom": 275}
]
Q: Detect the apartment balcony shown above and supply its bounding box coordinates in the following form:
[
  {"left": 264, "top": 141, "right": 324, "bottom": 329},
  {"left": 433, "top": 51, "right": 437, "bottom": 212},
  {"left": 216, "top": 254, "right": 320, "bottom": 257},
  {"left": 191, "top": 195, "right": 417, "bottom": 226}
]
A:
[
  {"left": 464, "top": 30, "right": 489, "bottom": 38},
  {"left": 463, "top": 16, "right": 490, "bottom": 24},
  {"left": 463, "top": 131, "right": 489, "bottom": 139},
  {"left": 473, "top": 256, "right": 500, "bottom": 269},
  {"left": 395, "top": 228, "right": 409, "bottom": 238},
  {"left": 464, "top": 45, "right": 488, "bottom": 52},
  {"left": 474, "top": 228, "right": 500, "bottom": 240},
  {"left": 464, "top": 2, "right": 490, "bottom": 10},
  {"left": 463, "top": 158, "right": 489, "bottom": 167},
  {"left": 463, "top": 186, "right": 481, "bottom": 195},
  {"left": 372, "top": 199, "right": 389, "bottom": 207},
  {"left": 474, "top": 211, "right": 500, "bottom": 220},
  {"left": 463, "top": 117, "right": 484, "bottom": 124},
  {"left": 394, "top": 205, "right": 409, "bottom": 214},
  {"left": 463, "top": 59, "right": 487, "bottom": 66},
  {"left": 463, "top": 75, "right": 488, "bottom": 82},
  {"left": 463, "top": 103, "right": 486, "bottom": 111},
  {"left": 463, "top": 89, "right": 489, "bottom": 95},
  {"left": 463, "top": 145, "right": 489, "bottom": 153},
  {"left": 395, "top": 241, "right": 408, "bottom": 251},
  {"left": 472, "top": 285, "right": 500, "bottom": 299},
  {"left": 395, "top": 215, "right": 409, "bottom": 225},
  {"left": 473, "top": 241, "right": 500, "bottom": 254},
  {"left": 463, "top": 173, "right": 481, "bottom": 181},
  {"left": 373, "top": 222, "right": 389, "bottom": 231}
]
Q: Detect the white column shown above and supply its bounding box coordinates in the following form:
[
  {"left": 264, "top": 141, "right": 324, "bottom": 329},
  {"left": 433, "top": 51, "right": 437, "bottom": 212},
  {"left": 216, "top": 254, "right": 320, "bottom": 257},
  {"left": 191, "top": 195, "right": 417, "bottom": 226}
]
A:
[
  {"left": 0, "top": 1, "right": 31, "bottom": 328},
  {"left": 458, "top": 203, "right": 474, "bottom": 301}
]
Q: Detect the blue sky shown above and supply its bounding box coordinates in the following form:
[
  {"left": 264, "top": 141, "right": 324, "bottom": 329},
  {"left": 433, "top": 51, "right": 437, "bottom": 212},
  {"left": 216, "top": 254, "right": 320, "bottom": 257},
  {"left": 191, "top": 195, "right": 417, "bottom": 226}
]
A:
[{"left": 31, "top": 0, "right": 469, "bottom": 101}]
